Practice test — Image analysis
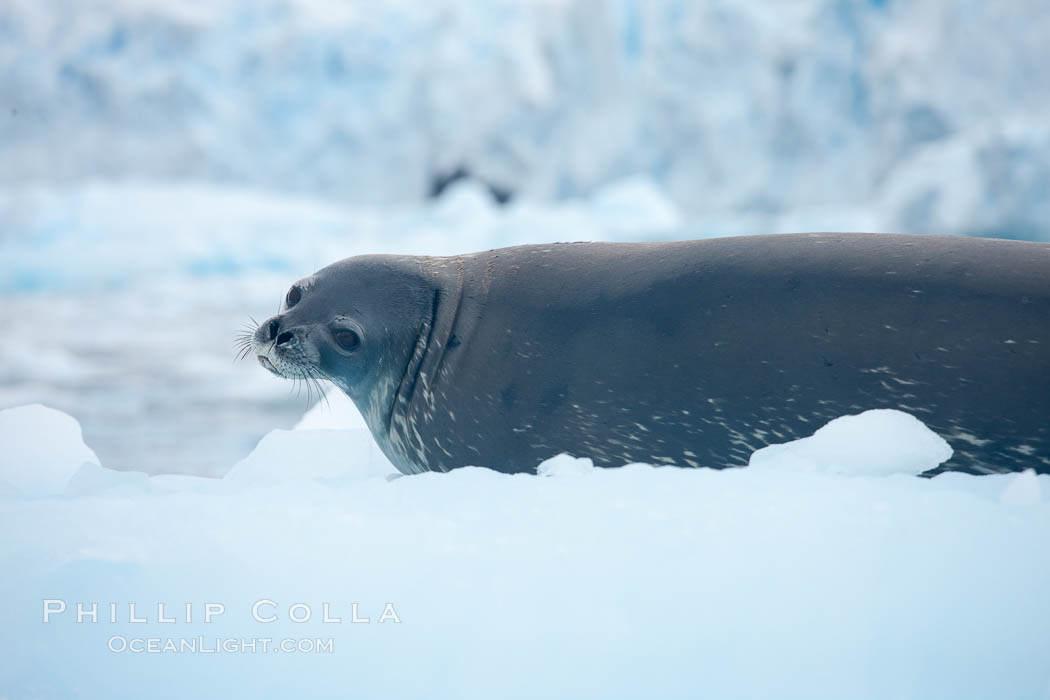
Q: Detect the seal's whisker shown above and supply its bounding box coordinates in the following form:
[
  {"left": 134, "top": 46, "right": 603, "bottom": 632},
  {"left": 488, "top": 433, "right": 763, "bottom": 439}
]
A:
[
  {"left": 309, "top": 376, "right": 330, "bottom": 412},
  {"left": 232, "top": 334, "right": 255, "bottom": 362},
  {"left": 300, "top": 368, "right": 311, "bottom": 410},
  {"left": 300, "top": 370, "right": 314, "bottom": 413},
  {"left": 307, "top": 373, "right": 319, "bottom": 413},
  {"left": 233, "top": 334, "right": 254, "bottom": 348},
  {"left": 317, "top": 378, "right": 330, "bottom": 411},
  {"left": 233, "top": 315, "right": 262, "bottom": 364},
  {"left": 309, "top": 368, "right": 334, "bottom": 412}
]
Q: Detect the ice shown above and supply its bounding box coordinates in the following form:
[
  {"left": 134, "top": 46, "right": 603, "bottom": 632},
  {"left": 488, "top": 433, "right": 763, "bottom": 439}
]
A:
[
  {"left": 587, "top": 175, "right": 682, "bottom": 236},
  {"left": 749, "top": 408, "right": 953, "bottom": 476},
  {"left": 0, "top": 177, "right": 685, "bottom": 296},
  {"left": 0, "top": 403, "right": 100, "bottom": 495},
  {"left": 2, "top": 404, "right": 1048, "bottom": 698},
  {"left": 65, "top": 462, "right": 151, "bottom": 496}
]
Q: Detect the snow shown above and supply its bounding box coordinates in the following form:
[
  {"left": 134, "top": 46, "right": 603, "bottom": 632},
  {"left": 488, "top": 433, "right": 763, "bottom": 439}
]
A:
[
  {"left": 1, "top": 403, "right": 1049, "bottom": 699},
  {"left": 749, "top": 408, "right": 953, "bottom": 476},
  {"left": 0, "top": 403, "right": 100, "bottom": 495}
]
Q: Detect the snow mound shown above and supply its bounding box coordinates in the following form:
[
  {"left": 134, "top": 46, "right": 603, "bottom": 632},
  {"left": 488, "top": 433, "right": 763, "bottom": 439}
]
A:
[
  {"left": 0, "top": 403, "right": 100, "bottom": 495},
  {"left": 536, "top": 453, "right": 595, "bottom": 477},
  {"left": 749, "top": 408, "right": 953, "bottom": 476},
  {"left": 1000, "top": 468, "right": 1043, "bottom": 506},
  {"left": 225, "top": 427, "right": 395, "bottom": 482}
]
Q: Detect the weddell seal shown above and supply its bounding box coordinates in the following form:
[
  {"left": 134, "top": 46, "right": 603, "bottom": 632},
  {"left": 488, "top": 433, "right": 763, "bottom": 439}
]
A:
[{"left": 248, "top": 233, "right": 1050, "bottom": 476}]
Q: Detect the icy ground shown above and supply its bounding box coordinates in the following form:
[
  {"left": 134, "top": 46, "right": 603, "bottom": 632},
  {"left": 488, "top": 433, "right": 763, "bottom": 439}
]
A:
[{"left": 1, "top": 401, "right": 1048, "bottom": 699}]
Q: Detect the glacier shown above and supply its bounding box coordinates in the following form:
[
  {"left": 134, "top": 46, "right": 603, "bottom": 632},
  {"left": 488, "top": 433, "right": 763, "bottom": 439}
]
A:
[{"left": 2, "top": 0, "right": 1050, "bottom": 237}]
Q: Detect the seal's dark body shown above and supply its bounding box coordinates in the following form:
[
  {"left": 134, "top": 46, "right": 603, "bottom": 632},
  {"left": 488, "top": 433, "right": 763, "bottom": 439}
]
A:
[{"left": 374, "top": 234, "right": 1050, "bottom": 475}]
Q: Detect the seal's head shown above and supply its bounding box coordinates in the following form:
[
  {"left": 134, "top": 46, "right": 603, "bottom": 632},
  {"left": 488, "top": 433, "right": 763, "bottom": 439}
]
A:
[{"left": 249, "top": 255, "right": 433, "bottom": 411}]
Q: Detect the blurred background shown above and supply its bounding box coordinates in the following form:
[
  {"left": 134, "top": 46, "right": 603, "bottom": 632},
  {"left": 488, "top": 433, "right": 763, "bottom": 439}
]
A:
[{"left": 2, "top": 0, "right": 1049, "bottom": 476}]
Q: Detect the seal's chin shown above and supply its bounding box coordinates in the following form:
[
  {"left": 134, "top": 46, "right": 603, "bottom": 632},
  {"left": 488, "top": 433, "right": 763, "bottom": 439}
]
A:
[
  {"left": 255, "top": 343, "right": 324, "bottom": 381},
  {"left": 256, "top": 351, "right": 305, "bottom": 379},
  {"left": 257, "top": 355, "right": 282, "bottom": 376}
]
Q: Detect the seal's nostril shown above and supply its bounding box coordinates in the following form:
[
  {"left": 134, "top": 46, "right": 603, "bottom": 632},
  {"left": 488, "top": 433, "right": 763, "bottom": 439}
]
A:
[
  {"left": 275, "top": 331, "right": 294, "bottom": 346},
  {"left": 267, "top": 319, "right": 279, "bottom": 340}
]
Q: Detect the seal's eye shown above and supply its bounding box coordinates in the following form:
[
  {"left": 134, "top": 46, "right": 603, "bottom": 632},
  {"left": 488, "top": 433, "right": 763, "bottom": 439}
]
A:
[
  {"left": 286, "top": 285, "right": 302, "bottom": 308},
  {"left": 333, "top": 329, "right": 360, "bottom": 352}
]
